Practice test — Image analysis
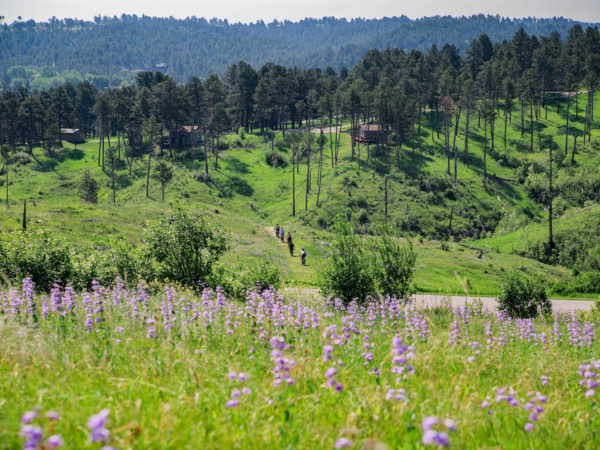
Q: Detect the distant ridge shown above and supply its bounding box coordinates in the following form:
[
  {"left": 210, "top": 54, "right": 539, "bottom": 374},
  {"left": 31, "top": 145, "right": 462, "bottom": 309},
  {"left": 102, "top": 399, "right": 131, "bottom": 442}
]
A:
[{"left": 1, "top": 14, "right": 598, "bottom": 87}]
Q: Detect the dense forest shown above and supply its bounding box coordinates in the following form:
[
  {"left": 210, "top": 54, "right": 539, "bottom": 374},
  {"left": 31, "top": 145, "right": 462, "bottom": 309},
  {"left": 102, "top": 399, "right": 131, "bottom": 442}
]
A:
[
  {"left": 0, "top": 15, "right": 597, "bottom": 89},
  {"left": 2, "top": 23, "right": 600, "bottom": 273}
]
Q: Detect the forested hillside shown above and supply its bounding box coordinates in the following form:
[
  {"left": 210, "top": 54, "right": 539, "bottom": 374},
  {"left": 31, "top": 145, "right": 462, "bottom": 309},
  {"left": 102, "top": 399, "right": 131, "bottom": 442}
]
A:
[
  {"left": 0, "top": 15, "right": 596, "bottom": 89},
  {"left": 1, "top": 23, "right": 600, "bottom": 294}
]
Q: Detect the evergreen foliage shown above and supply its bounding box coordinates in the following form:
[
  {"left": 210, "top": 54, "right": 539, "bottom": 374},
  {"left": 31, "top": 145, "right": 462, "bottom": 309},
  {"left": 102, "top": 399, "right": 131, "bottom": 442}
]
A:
[{"left": 78, "top": 170, "right": 99, "bottom": 203}]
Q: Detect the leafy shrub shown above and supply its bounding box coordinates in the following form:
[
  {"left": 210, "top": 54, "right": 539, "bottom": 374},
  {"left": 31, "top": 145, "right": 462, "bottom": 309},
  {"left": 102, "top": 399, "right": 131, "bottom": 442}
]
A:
[
  {"left": 374, "top": 228, "right": 417, "bottom": 300},
  {"left": 209, "top": 257, "right": 281, "bottom": 299},
  {"left": 217, "top": 141, "right": 229, "bottom": 151},
  {"left": 144, "top": 204, "right": 232, "bottom": 287},
  {"left": 319, "top": 220, "right": 375, "bottom": 303},
  {"left": 497, "top": 272, "right": 551, "bottom": 318},
  {"left": 552, "top": 272, "right": 600, "bottom": 296},
  {"left": 79, "top": 170, "right": 99, "bottom": 203},
  {"left": 192, "top": 171, "right": 211, "bottom": 182},
  {"left": 15, "top": 151, "right": 31, "bottom": 165},
  {"left": 264, "top": 149, "right": 287, "bottom": 167},
  {"left": 356, "top": 209, "right": 369, "bottom": 224},
  {"left": 0, "top": 229, "right": 74, "bottom": 292}
]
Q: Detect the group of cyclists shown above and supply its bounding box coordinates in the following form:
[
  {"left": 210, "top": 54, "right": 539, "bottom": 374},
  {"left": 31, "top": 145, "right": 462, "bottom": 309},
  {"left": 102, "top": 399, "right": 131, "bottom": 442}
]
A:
[{"left": 274, "top": 224, "right": 307, "bottom": 265}]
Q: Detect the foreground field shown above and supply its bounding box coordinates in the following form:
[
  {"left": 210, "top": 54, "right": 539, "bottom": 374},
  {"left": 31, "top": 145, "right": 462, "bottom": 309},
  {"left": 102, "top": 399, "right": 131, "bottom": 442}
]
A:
[{"left": 1, "top": 279, "right": 599, "bottom": 449}]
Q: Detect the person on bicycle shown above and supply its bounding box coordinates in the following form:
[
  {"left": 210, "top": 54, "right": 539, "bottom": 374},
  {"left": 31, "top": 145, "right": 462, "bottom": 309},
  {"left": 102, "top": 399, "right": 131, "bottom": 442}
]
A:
[
  {"left": 300, "top": 248, "right": 307, "bottom": 265},
  {"left": 287, "top": 232, "right": 292, "bottom": 245},
  {"left": 288, "top": 240, "right": 295, "bottom": 256},
  {"left": 274, "top": 224, "right": 280, "bottom": 237},
  {"left": 280, "top": 227, "right": 285, "bottom": 242}
]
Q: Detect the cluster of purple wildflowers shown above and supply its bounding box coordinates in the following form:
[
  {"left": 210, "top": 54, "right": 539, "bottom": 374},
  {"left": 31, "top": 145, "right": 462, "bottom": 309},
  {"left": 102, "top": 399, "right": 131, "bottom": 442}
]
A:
[
  {"left": 269, "top": 336, "right": 296, "bottom": 387},
  {"left": 578, "top": 360, "right": 600, "bottom": 397},
  {"left": 225, "top": 371, "right": 252, "bottom": 407},
  {"left": 10, "top": 276, "right": 600, "bottom": 448},
  {"left": 86, "top": 409, "right": 111, "bottom": 444},
  {"left": 19, "top": 410, "right": 63, "bottom": 450},
  {"left": 421, "top": 416, "right": 456, "bottom": 447},
  {"left": 482, "top": 387, "right": 547, "bottom": 431},
  {"left": 390, "top": 335, "right": 415, "bottom": 378}
]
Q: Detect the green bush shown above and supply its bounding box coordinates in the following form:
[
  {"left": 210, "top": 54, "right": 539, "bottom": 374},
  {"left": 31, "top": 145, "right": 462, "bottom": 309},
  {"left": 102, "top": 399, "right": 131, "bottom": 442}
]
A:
[
  {"left": 319, "top": 220, "right": 375, "bottom": 304},
  {"left": 0, "top": 229, "right": 74, "bottom": 292},
  {"left": 497, "top": 272, "right": 551, "bottom": 318},
  {"left": 552, "top": 272, "right": 600, "bottom": 296},
  {"left": 264, "top": 149, "right": 287, "bottom": 167},
  {"left": 144, "top": 204, "right": 232, "bottom": 287},
  {"left": 209, "top": 257, "right": 281, "bottom": 299},
  {"left": 374, "top": 228, "right": 417, "bottom": 300}
]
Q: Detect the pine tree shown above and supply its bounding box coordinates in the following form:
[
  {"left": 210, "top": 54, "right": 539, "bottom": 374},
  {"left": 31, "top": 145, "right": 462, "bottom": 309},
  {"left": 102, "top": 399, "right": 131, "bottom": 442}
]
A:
[{"left": 79, "top": 169, "right": 99, "bottom": 203}]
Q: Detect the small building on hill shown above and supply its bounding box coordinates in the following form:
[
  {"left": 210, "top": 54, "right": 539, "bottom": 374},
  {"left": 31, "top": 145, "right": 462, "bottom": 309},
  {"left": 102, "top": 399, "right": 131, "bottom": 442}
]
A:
[
  {"left": 60, "top": 128, "right": 86, "bottom": 143},
  {"left": 161, "top": 125, "right": 201, "bottom": 148},
  {"left": 355, "top": 124, "right": 389, "bottom": 144}
]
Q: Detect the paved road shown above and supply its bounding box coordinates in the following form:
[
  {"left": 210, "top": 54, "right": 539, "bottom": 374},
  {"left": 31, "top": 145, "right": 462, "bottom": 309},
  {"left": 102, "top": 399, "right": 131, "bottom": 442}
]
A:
[
  {"left": 412, "top": 294, "right": 595, "bottom": 311},
  {"left": 284, "top": 289, "right": 596, "bottom": 311}
]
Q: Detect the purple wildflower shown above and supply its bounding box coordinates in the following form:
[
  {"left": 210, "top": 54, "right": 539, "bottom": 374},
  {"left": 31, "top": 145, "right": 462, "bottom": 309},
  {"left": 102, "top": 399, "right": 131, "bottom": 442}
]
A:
[
  {"left": 46, "top": 435, "right": 65, "bottom": 448},
  {"left": 422, "top": 416, "right": 439, "bottom": 431},
  {"left": 334, "top": 437, "right": 353, "bottom": 448},
  {"left": 21, "top": 411, "right": 38, "bottom": 424},
  {"left": 45, "top": 411, "right": 60, "bottom": 421}
]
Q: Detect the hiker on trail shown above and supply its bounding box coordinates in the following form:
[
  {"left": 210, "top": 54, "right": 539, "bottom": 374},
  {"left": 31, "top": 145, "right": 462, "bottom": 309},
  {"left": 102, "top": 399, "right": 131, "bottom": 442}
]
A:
[
  {"left": 280, "top": 227, "right": 285, "bottom": 242},
  {"left": 287, "top": 232, "right": 292, "bottom": 245},
  {"left": 289, "top": 240, "right": 294, "bottom": 256},
  {"left": 300, "top": 248, "right": 307, "bottom": 266},
  {"left": 274, "top": 224, "right": 280, "bottom": 237}
]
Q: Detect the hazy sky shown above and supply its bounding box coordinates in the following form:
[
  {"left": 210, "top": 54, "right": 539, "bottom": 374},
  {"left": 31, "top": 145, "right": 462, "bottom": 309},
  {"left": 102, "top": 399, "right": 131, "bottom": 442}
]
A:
[{"left": 3, "top": 0, "right": 600, "bottom": 24}]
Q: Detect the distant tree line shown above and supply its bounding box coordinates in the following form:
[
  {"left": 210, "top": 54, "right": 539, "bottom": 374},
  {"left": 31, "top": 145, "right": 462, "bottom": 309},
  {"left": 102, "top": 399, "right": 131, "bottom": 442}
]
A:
[{"left": 0, "top": 14, "right": 594, "bottom": 86}]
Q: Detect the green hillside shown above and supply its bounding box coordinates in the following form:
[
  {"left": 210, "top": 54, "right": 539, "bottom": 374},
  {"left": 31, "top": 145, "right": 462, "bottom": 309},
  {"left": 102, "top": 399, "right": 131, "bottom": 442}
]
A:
[{"left": 4, "top": 90, "right": 599, "bottom": 296}]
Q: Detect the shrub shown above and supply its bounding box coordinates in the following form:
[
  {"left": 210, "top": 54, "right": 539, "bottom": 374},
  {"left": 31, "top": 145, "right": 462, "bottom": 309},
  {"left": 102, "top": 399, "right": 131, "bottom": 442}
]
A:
[
  {"left": 264, "top": 149, "right": 287, "bottom": 167},
  {"left": 192, "top": 171, "right": 211, "bottom": 182},
  {"left": 0, "top": 229, "right": 74, "bottom": 292},
  {"left": 79, "top": 169, "right": 99, "bottom": 203},
  {"left": 552, "top": 272, "right": 600, "bottom": 296},
  {"left": 374, "top": 228, "right": 417, "bottom": 300},
  {"left": 209, "top": 257, "right": 281, "bottom": 299},
  {"left": 497, "top": 272, "right": 551, "bottom": 318},
  {"left": 144, "top": 204, "right": 232, "bottom": 287},
  {"left": 319, "top": 220, "right": 375, "bottom": 304}
]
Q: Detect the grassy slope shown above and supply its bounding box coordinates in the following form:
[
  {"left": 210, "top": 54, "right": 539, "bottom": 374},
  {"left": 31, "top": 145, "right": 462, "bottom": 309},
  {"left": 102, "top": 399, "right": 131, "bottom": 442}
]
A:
[{"left": 2, "top": 92, "right": 598, "bottom": 296}]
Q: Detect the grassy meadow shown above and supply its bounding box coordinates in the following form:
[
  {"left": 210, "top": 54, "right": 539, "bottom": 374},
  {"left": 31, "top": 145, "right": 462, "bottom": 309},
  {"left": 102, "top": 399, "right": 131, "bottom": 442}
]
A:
[{"left": 1, "top": 282, "right": 599, "bottom": 449}]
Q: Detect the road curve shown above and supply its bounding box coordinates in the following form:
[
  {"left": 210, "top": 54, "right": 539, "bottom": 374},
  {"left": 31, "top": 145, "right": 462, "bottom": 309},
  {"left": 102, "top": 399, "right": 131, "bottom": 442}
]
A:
[{"left": 412, "top": 294, "right": 595, "bottom": 311}]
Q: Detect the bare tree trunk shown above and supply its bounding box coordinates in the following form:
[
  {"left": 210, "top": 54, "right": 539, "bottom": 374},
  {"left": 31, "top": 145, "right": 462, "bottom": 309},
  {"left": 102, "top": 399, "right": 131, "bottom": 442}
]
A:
[
  {"left": 384, "top": 175, "right": 388, "bottom": 226},
  {"left": 292, "top": 148, "right": 296, "bottom": 216},
  {"left": 146, "top": 142, "right": 152, "bottom": 198},
  {"left": 565, "top": 95, "right": 571, "bottom": 155},
  {"left": 464, "top": 110, "right": 470, "bottom": 167},
  {"left": 549, "top": 139, "right": 554, "bottom": 248}
]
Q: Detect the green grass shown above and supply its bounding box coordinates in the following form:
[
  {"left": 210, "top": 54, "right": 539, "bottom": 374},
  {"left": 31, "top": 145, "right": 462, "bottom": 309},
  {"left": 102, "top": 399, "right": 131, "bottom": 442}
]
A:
[
  {"left": 1, "top": 285, "right": 599, "bottom": 449},
  {"left": 1, "top": 92, "right": 599, "bottom": 296}
]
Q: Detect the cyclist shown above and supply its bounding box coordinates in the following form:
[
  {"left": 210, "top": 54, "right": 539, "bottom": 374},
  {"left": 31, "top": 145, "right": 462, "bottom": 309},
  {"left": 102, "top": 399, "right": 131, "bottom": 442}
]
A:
[{"left": 300, "top": 248, "right": 307, "bottom": 266}]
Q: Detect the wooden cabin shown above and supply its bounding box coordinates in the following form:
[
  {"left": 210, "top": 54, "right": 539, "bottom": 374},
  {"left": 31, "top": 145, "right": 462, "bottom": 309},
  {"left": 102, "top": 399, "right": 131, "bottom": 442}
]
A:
[
  {"left": 161, "top": 125, "right": 201, "bottom": 148},
  {"left": 355, "top": 124, "right": 389, "bottom": 144},
  {"left": 60, "top": 128, "right": 86, "bottom": 143}
]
